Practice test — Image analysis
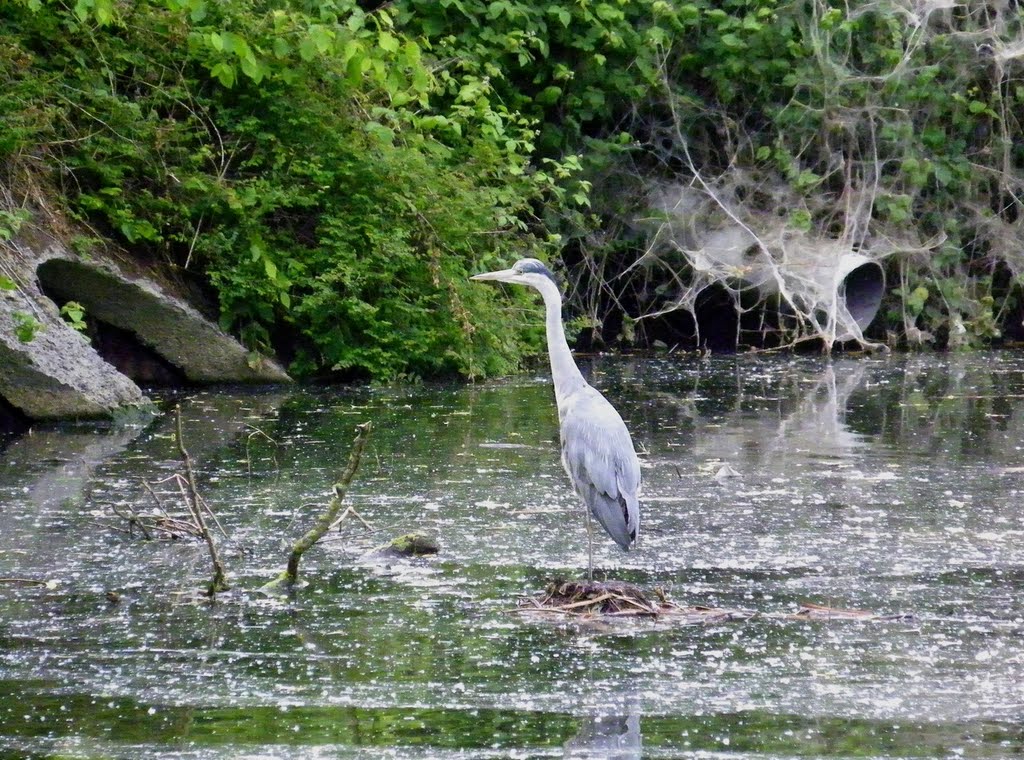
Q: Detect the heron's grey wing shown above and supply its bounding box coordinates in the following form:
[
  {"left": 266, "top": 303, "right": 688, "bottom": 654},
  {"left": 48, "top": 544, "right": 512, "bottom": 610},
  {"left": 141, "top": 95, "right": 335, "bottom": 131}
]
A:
[{"left": 560, "top": 387, "right": 641, "bottom": 550}]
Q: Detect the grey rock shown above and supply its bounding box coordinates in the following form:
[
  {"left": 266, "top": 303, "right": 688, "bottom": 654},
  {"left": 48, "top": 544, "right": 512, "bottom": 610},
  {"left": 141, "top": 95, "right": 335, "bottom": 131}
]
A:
[{"left": 0, "top": 231, "right": 290, "bottom": 420}]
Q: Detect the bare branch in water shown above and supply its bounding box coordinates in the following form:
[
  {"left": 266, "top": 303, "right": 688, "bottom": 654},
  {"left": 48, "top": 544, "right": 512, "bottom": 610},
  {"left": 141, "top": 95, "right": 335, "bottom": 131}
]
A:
[
  {"left": 264, "top": 422, "right": 372, "bottom": 591},
  {"left": 175, "top": 406, "right": 229, "bottom": 595}
]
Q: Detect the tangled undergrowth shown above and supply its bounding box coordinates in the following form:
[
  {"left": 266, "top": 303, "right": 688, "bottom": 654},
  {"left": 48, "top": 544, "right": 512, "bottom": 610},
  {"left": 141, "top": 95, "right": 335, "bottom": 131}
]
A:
[{"left": 566, "top": 0, "right": 1024, "bottom": 352}]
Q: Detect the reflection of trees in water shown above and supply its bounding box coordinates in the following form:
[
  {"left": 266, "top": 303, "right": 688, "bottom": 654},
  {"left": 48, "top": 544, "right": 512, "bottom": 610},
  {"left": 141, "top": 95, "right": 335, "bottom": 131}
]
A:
[
  {"left": 632, "top": 354, "right": 1024, "bottom": 469},
  {"left": 772, "top": 361, "right": 868, "bottom": 461},
  {"left": 628, "top": 354, "right": 1024, "bottom": 549},
  {"left": 869, "top": 355, "right": 1024, "bottom": 464},
  {"left": 0, "top": 426, "right": 147, "bottom": 578},
  {"left": 652, "top": 358, "right": 872, "bottom": 470},
  {"left": 0, "top": 392, "right": 288, "bottom": 579}
]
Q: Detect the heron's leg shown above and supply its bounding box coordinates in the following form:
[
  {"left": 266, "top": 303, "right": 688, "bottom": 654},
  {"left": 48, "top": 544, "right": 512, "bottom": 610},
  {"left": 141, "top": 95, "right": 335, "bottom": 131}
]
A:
[{"left": 585, "top": 505, "right": 594, "bottom": 582}]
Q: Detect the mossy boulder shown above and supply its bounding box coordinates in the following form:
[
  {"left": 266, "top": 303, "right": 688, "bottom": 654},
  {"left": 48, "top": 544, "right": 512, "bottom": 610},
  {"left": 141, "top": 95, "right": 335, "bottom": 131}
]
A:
[{"left": 373, "top": 533, "right": 439, "bottom": 558}]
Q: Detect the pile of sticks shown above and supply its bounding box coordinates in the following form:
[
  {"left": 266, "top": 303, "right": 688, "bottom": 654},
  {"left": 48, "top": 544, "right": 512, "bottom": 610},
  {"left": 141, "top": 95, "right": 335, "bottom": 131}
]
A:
[
  {"left": 521, "top": 579, "right": 753, "bottom": 624},
  {"left": 520, "top": 581, "right": 913, "bottom": 625}
]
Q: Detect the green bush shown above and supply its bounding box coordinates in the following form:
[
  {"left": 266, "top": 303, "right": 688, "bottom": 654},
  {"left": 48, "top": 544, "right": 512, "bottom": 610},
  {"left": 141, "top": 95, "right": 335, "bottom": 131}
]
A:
[{"left": 1, "top": 0, "right": 552, "bottom": 379}]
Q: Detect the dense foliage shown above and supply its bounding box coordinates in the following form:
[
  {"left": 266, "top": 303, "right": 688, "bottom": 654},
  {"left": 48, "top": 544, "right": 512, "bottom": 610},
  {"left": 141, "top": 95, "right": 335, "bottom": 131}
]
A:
[
  {"left": 4, "top": 0, "right": 1024, "bottom": 375},
  {"left": 1, "top": 0, "right": 560, "bottom": 379}
]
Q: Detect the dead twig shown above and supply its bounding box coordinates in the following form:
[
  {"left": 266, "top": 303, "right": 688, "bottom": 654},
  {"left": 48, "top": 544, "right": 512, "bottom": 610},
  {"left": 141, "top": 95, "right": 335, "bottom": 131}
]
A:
[
  {"left": 521, "top": 579, "right": 753, "bottom": 622},
  {"left": 328, "top": 504, "right": 373, "bottom": 532},
  {"left": 195, "top": 491, "right": 228, "bottom": 538},
  {"left": 243, "top": 423, "right": 279, "bottom": 479},
  {"left": 88, "top": 518, "right": 137, "bottom": 536},
  {"left": 175, "top": 406, "right": 229, "bottom": 595},
  {"left": 110, "top": 502, "right": 154, "bottom": 541}
]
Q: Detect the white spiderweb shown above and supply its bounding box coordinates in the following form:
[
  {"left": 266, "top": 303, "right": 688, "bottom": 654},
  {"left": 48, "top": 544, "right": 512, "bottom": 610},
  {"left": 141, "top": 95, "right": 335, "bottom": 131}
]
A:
[{"left": 636, "top": 174, "right": 892, "bottom": 349}]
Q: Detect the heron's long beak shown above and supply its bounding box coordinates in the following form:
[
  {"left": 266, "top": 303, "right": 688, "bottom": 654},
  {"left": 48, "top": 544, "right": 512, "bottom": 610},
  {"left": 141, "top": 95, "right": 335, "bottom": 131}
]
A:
[{"left": 470, "top": 268, "right": 518, "bottom": 282}]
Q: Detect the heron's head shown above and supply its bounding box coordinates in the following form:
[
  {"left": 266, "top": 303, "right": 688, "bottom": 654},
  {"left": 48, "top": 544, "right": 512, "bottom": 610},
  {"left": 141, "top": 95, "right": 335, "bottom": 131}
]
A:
[{"left": 470, "top": 258, "right": 557, "bottom": 290}]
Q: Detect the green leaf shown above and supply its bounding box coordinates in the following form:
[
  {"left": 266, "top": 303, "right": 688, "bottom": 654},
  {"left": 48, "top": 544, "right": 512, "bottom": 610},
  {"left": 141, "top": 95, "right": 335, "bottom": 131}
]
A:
[
  {"left": 210, "top": 61, "right": 235, "bottom": 88},
  {"left": 968, "top": 100, "right": 987, "bottom": 114},
  {"left": 679, "top": 4, "right": 700, "bottom": 22},
  {"left": 535, "top": 86, "right": 562, "bottom": 105},
  {"left": 719, "top": 33, "right": 745, "bottom": 49},
  {"left": 309, "top": 24, "right": 334, "bottom": 55},
  {"left": 907, "top": 286, "right": 929, "bottom": 313},
  {"left": 922, "top": 127, "right": 946, "bottom": 150},
  {"left": 795, "top": 169, "right": 819, "bottom": 190},
  {"left": 239, "top": 55, "right": 265, "bottom": 83},
  {"left": 93, "top": 0, "right": 113, "bottom": 25},
  {"left": 0, "top": 276, "right": 17, "bottom": 291},
  {"left": 220, "top": 32, "right": 245, "bottom": 55},
  {"left": 487, "top": 1, "right": 510, "bottom": 19},
  {"left": 341, "top": 39, "right": 361, "bottom": 64},
  {"left": 364, "top": 121, "right": 396, "bottom": 143},
  {"left": 932, "top": 163, "right": 954, "bottom": 187},
  {"left": 820, "top": 8, "right": 843, "bottom": 28},
  {"left": 378, "top": 31, "right": 399, "bottom": 54},
  {"left": 272, "top": 37, "right": 290, "bottom": 58},
  {"left": 299, "top": 37, "right": 318, "bottom": 62},
  {"left": 347, "top": 8, "right": 366, "bottom": 31},
  {"left": 13, "top": 312, "right": 41, "bottom": 343},
  {"left": 403, "top": 39, "right": 422, "bottom": 66},
  {"left": 264, "top": 258, "right": 278, "bottom": 280},
  {"left": 60, "top": 301, "right": 88, "bottom": 332},
  {"left": 789, "top": 208, "right": 812, "bottom": 231}
]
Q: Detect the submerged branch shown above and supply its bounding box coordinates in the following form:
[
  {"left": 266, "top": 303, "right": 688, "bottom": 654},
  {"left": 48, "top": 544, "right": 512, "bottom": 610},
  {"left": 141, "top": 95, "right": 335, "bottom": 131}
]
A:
[
  {"left": 265, "top": 422, "right": 372, "bottom": 591},
  {"left": 110, "top": 501, "right": 153, "bottom": 540},
  {"left": 0, "top": 577, "right": 50, "bottom": 587}
]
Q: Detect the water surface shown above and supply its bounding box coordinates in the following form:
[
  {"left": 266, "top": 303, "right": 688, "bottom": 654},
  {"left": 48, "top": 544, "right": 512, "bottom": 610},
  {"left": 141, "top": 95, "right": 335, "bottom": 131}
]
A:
[{"left": 1, "top": 353, "right": 1023, "bottom": 757}]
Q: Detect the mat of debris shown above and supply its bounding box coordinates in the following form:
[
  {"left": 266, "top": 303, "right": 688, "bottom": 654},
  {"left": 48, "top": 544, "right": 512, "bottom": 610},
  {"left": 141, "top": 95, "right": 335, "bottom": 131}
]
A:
[{"left": 518, "top": 580, "right": 915, "bottom": 625}]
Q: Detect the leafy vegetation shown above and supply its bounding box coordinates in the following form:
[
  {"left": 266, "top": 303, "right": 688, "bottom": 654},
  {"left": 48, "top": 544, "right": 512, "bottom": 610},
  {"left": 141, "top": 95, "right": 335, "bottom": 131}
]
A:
[
  {"left": 59, "top": 300, "right": 87, "bottom": 332},
  {"left": 3, "top": 0, "right": 1024, "bottom": 371},
  {"left": 1, "top": 0, "right": 555, "bottom": 379},
  {"left": 12, "top": 311, "right": 42, "bottom": 343}
]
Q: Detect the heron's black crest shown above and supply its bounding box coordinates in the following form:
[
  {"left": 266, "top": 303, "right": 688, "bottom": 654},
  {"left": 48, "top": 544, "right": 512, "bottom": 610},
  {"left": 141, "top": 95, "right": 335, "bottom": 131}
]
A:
[{"left": 514, "top": 258, "right": 557, "bottom": 286}]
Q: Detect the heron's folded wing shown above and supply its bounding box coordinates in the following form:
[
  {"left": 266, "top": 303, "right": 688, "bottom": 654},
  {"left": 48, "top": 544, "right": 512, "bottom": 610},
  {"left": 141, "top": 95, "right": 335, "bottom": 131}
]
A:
[{"left": 560, "top": 389, "right": 641, "bottom": 547}]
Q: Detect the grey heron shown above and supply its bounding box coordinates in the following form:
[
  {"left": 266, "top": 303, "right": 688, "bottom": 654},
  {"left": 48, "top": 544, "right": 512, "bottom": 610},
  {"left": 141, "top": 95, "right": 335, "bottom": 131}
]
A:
[{"left": 471, "top": 258, "right": 641, "bottom": 580}]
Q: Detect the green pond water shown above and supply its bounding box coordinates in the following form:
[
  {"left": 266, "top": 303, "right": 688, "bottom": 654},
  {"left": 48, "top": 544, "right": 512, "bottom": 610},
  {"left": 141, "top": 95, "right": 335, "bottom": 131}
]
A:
[{"left": 1, "top": 353, "right": 1023, "bottom": 758}]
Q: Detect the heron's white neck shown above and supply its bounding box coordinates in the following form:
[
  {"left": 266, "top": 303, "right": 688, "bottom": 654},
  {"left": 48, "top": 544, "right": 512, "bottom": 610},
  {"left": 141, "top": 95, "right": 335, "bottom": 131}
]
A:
[{"left": 535, "top": 277, "right": 587, "bottom": 406}]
